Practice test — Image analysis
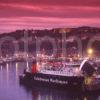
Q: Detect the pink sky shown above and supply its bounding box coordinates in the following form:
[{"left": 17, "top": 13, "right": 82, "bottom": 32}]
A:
[{"left": 0, "top": 0, "right": 100, "bottom": 33}]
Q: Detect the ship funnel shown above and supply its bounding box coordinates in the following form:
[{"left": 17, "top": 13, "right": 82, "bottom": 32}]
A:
[{"left": 32, "top": 61, "right": 37, "bottom": 73}]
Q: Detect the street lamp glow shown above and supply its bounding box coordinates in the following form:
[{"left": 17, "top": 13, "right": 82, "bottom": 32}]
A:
[{"left": 87, "top": 48, "right": 93, "bottom": 55}]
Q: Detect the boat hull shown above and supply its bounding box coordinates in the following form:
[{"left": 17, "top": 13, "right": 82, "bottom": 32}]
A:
[{"left": 19, "top": 72, "right": 84, "bottom": 91}]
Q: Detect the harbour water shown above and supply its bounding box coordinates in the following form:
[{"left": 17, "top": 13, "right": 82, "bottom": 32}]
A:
[{"left": 0, "top": 62, "right": 100, "bottom": 100}]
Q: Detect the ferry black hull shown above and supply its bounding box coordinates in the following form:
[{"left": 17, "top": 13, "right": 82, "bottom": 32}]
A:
[{"left": 19, "top": 72, "right": 85, "bottom": 91}]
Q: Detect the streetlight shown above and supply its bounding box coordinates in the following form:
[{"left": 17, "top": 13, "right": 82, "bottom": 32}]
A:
[{"left": 87, "top": 48, "right": 93, "bottom": 57}]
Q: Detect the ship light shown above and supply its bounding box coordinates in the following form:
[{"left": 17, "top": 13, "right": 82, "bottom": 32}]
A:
[
  {"left": 75, "top": 68, "right": 80, "bottom": 74},
  {"left": 37, "top": 62, "right": 41, "bottom": 71}
]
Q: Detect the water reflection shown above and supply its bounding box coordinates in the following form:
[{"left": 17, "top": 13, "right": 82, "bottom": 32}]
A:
[
  {"left": 16, "top": 63, "right": 19, "bottom": 80},
  {"left": 0, "top": 65, "right": 3, "bottom": 87},
  {"left": 0, "top": 62, "right": 99, "bottom": 100},
  {"left": 27, "top": 86, "right": 100, "bottom": 100}
]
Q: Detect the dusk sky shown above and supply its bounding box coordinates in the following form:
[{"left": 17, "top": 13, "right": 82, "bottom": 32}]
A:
[{"left": 0, "top": 0, "right": 100, "bottom": 33}]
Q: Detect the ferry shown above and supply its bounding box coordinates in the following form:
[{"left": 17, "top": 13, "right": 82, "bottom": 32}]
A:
[{"left": 19, "top": 58, "right": 100, "bottom": 92}]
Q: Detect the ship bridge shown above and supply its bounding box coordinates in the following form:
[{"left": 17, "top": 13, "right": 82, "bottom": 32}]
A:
[{"left": 79, "top": 59, "right": 96, "bottom": 76}]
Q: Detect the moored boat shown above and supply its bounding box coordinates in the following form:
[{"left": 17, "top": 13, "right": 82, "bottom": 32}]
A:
[{"left": 19, "top": 59, "right": 100, "bottom": 92}]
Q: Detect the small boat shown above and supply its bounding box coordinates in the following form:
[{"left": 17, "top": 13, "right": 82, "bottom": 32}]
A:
[{"left": 19, "top": 59, "right": 100, "bottom": 92}]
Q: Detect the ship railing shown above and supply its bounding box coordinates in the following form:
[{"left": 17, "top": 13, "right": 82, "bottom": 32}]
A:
[{"left": 40, "top": 69, "right": 79, "bottom": 76}]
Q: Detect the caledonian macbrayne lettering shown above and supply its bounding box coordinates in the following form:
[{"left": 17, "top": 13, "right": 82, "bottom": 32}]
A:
[{"left": 34, "top": 77, "right": 68, "bottom": 84}]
